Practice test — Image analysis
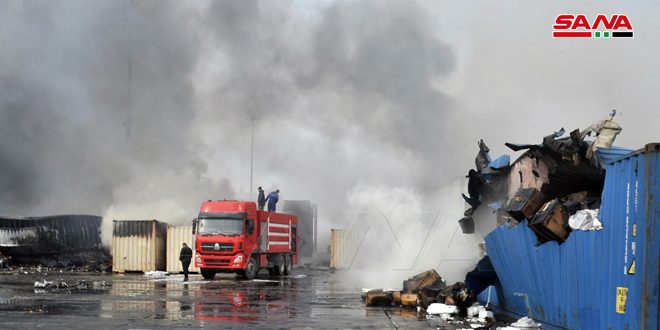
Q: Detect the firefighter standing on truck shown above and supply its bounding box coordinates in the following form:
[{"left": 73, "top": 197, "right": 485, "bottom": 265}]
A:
[
  {"left": 179, "top": 243, "right": 193, "bottom": 281},
  {"left": 257, "top": 186, "right": 266, "bottom": 211},
  {"left": 266, "top": 189, "right": 280, "bottom": 212}
]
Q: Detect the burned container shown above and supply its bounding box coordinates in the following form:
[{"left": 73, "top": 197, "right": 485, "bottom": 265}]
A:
[
  {"left": 0, "top": 215, "right": 102, "bottom": 254},
  {"left": 112, "top": 220, "right": 167, "bottom": 273},
  {"left": 484, "top": 143, "right": 660, "bottom": 329},
  {"left": 504, "top": 188, "right": 546, "bottom": 221},
  {"left": 282, "top": 200, "right": 317, "bottom": 263},
  {"left": 0, "top": 215, "right": 104, "bottom": 265},
  {"left": 166, "top": 225, "right": 199, "bottom": 274}
]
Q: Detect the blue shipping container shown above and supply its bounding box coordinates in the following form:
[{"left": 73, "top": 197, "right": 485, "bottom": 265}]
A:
[{"left": 484, "top": 143, "right": 659, "bottom": 329}]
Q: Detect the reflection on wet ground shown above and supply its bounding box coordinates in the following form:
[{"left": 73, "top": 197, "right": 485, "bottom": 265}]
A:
[{"left": 0, "top": 269, "right": 434, "bottom": 329}]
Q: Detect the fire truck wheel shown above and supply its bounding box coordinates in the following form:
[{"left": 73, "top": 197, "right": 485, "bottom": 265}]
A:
[
  {"left": 284, "top": 255, "right": 292, "bottom": 275},
  {"left": 200, "top": 268, "right": 216, "bottom": 280},
  {"left": 273, "top": 255, "right": 285, "bottom": 276},
  {"left": 242, "top": 257, "right": 258, "bottom": 280}
]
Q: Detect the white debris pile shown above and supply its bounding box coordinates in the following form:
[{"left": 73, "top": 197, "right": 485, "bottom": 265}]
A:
[
  {"left": 34, "top": 280, "right": 56, "bottom": 288},
  {"left": 498, "top": 316, "right": 543, "bottom": 329},
  {"left": 427, "top": 303, "right": 458, "bottom": 315},
  {"left": 427, "top": 302, "right": 497, "bottom": 326},
  {"left": 427, "top": 303, "right": 458, "bottom": 320},
  {"left": 569, "top": 209, "right": 603, "bottom": 231},
  {"left": 92, "top": 281, "right": 111, "bottom": 288},
  {"left": 143, "top": 271, "right": 169, "bottom": 279},
  {"left": 464, "top": 303, "right": 495, "bottom": 323}
]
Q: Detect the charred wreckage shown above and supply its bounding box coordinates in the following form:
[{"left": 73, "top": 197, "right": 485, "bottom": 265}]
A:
[
  {"left": 362, "top": 113, "right": 652, "bottom": 328},
  {"left": 0, "top": 215, "right": 109, "bottom": 271}
]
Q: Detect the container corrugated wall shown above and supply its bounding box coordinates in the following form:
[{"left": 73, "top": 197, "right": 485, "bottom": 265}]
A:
[
  {"left": 0, "top": 215, "right": 102, "bottom": 254},
  {"left": 166, "top": 225, "right": 199, "bottom": 273},
  {"left": 485, "top": 143, "right": 659, "bottom": 329},
  {"left": 112, "top": 220, "right": 167, "bottom": 273},
  {"left": 330, "top": 229, "right": 361, "bottom": 269}
]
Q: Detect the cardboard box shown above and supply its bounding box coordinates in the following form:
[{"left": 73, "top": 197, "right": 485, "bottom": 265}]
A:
[
  {"left": 505, "top": 188, "right": 546, "bottom": 221},
  {"left": 402, "top": 269, "right": 443, "bottom": 293},
  {"left": 528, "top": 199, "right": 570, "bottom": 243}
]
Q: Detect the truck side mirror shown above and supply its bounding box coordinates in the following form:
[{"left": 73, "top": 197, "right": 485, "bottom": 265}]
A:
[
  {"left": 246, "top": 220, "right": 255, "bottom": 235},
  {"left": 192, "top": 218, "right": 198, "bottom": 234}
]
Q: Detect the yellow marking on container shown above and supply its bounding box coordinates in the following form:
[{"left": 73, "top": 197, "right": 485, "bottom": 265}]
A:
[
  {"left": 628, "top": 259, "right": 636, "bottom": 275},
  {"left": 616, "top": 287, "right": 628, "bottom": 314},
  {"left": 632, "top": 224, "right": 637, "bottom": 237}
]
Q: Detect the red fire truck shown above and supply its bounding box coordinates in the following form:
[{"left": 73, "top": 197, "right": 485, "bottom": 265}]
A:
[{"left": 192, "top": 200, "right": 298, "bottom": 280}]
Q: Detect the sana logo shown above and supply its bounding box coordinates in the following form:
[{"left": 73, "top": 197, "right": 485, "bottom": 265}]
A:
[{"left": 553, "top": 14, "right": 633, "bottom": 38}]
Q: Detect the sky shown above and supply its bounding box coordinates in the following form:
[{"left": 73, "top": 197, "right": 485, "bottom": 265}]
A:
[{"left": 0, "top": 0, "right": 657, "bottom": 256}]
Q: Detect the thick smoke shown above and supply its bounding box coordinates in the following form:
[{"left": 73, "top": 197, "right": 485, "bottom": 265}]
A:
[
  {"left": 0, "top": 1, "right": 457, "bottom": 248},
  {"left": 0, "top": 1, "right": 234, "bottom": 241},
  {"left": 195, "top": 0, "right": 459, "bottom": 231}
]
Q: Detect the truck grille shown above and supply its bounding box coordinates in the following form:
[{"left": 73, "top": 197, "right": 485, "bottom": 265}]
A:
[
  {"left": 202, "top": 257, "right": 231, "bottom": 266},
  {"left": 201, "top": 242, "right": 234, "bottom": 252}
]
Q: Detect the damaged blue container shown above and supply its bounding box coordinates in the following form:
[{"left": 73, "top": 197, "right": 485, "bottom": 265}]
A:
[{"left": 485, "top": 143, "right": 659, "bottom": 329}]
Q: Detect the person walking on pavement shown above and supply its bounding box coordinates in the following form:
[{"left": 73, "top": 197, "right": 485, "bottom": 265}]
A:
[
  {"left": 265, "top": 189, "right": 280, "bottom": 212},
  {"left": 179, "top": 243, "right": 193, "bottom": 281},
  {"left": 257, "top": 186, "right": 266, "bottom": 211}
]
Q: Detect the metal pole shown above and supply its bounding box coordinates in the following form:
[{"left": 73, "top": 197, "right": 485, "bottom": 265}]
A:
[{"left": 249, "top": 116, "right": 255, "bottom": 200}]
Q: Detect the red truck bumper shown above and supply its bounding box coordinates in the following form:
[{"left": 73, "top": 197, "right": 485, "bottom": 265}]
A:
[{"left": 195, "top": 252, "right": 245, "bottom": 270}]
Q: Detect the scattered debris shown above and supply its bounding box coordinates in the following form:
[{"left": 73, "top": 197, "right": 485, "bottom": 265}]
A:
[
  {"left": 33, "top": 279, "right": 104, "bottom": 292},
  {"left": 478, "top": 309, "right": 494, "bottom": 320},
  {"left": 365, "top": 289, "right": 393, "bottom": 307},
  {"left": 427, "top": 303, "right": 457, "bottom": 315},
  {"left": 498, "top": 316, "right": 544, "bottom": 329},
  {"left": 582, "top": 113, "right": 622, "bottom": 159},
  {"left": 34, "top": 280, "right": 57, "bottom": 288},
  {"left": 459, "top": 216, "right": 476, "bottom": 234},
  {"left": 363, "top": 270, "right": 475, "bottom": 317},
  {"left": 400, "top": 293, "right": 418, "bottom": 307},
  {"left": 466, "top": 304, "right": 486, "bottom": 318},
  {"left": 568, "top": 209, "right": 603, "bottom": 231},
  {"left": 438, "top": 282, "right": 474, "bottom": 315},
  {"left": 143, "top": 270, "right": 169, "bottom": 279},
  {"left": 0, "top": 251, "right": 10, "bottom": 269},
  {"left": 402, "top": 269, "right": 443, "bottom": 294}
]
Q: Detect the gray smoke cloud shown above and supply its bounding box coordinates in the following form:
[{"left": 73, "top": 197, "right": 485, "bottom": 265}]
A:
[
  {"left": 0, "top": 0, "right": 458, "bottom": 246},
  {"left": 196, "top": 0, "right": 459, "bottom": 220},
  {"left": 0, "top": 1, "right": 234, "bottom": 239}
]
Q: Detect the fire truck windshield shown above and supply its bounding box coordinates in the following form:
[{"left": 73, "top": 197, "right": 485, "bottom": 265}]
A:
[{"left": 197, "top": 218, "right": 243, "bottom": 236}]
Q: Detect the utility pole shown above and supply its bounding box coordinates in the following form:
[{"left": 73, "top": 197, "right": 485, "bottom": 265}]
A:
[{"left": 249, "top": 116, "right": 256, "bottom": 200}]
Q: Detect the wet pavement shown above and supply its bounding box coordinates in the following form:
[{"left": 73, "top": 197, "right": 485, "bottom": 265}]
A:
[{"left": 0, "top": 268, "right": 442, "bottom": 329}]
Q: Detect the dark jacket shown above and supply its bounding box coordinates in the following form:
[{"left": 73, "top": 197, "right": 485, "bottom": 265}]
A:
[
  {"left": 266, "top": 191, "right": 279, "bottom": 207},
  {"left": 179, "top": 245, "right": 193, "bottom": 262},
  {"left": 258, "top": 190, "right": 266, "bottom": 206}
]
